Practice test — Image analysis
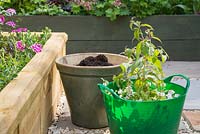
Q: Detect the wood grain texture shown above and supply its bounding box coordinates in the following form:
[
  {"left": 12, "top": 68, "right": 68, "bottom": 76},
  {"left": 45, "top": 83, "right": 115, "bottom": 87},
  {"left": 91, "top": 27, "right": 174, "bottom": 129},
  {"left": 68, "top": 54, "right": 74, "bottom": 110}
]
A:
[
  {"left": 30, "top": 114, "right": 41, "bottom": 134},
  {"left": 66, "top": 40, "right": 200, "bottom": 61},
  {"left": 19, "top": 94, "right": 41, "bottom": 134},
  {"left": 12, "top": 15, "right": 200, "bottom": 41},
  {"left": 0, "top": 33, "right": 67, "bottom": 134},
  {"left": 11, "top": 15, "right": 200, "bottom": 61}
]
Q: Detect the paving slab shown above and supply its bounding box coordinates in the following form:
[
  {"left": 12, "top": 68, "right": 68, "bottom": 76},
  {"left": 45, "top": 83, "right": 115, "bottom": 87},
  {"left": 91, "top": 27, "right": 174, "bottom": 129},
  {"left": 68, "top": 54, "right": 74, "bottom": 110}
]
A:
[
  {"left": 168, "top": 79, "right": 200, "bottom": 110},
  {"left": 183, "top": 111, "right": 200, "bottom": 132},
  {"left": 163, "top": 61, "right": 200, "bottom": 78},
  {"left": 163, "top": 61, "right": 200, "bottom": 110}
]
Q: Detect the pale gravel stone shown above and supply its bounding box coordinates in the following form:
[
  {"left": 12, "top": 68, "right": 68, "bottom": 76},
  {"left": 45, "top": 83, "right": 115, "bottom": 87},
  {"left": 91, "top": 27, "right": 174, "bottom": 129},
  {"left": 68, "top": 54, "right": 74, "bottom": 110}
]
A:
[
  {"left": 178, "top": 118, "right": 193, "bottom": 134},
  {"left": 48, "top": 92, "right": 199, "bottom": 134}
]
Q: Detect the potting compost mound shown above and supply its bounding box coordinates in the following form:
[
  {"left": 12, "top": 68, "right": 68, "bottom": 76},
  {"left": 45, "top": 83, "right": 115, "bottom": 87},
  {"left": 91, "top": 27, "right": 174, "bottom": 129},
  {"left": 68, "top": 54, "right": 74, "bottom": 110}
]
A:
[{"left": 77, "top": 54, "right": 113, "bottom": 66}]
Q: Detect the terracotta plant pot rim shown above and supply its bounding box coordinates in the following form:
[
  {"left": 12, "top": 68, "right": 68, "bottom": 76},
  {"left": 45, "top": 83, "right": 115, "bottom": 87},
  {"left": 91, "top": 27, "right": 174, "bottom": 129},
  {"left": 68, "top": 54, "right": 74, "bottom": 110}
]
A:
[{"left": 56, "top": 52, "right": 128, "bottom": 69}]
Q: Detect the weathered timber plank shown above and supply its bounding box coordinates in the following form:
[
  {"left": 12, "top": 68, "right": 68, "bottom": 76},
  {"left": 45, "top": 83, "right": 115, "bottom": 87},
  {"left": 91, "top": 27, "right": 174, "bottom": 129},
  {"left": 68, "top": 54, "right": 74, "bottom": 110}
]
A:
[
  {"left": 30, "top": 113, "right": 41, "bottom": 134},
  {"left": 12, "top": 125, "right": 19, "bottom": 134},
  {"left": 0, "top": 113, "right": 8, "bottom": 133},
  {"left": 142, "top": 15, "right": 200, "bottom": 40},
  {"left": 41, "top": 75, "right": 62, "bottom": 134},
  {"left": 19, "top": 93, "right": 41, "bottom": 134},
  {"left": 51, "top": 64, "right": 61, "bottom": 105},
  {"left": 43, "top": 71, "right": 53, "bottom": 96},
  {"left": 12, "top": 15, "right": 200, "bottom": 40},
  {"left": 66, "top": 40, "right": 131, "bottom": 54},
  {"left": 162, "top": 40, "right": 200, "bottom": 61},
  {"left": 41, "top": 84, "right": 53, "bottom": 134},
  {"left": 67, "top": 40, "right": 200, "bottom": 61},
  {"left": 0, "top": 72, "right": 40, "bottom": 111},
  {"left": 0, "top": 72, "right": 42, "bottom": 134}
]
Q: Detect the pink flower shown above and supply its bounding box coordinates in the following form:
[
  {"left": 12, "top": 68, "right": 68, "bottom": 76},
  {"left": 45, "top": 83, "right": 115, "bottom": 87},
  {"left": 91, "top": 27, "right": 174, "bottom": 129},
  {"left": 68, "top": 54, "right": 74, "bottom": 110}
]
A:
[
  {"left": 113, "top": 0, "right": 122, "bottom": 7},
  {"left": 6, "top": 8, "right": 16, "bottom": 16},
  {"left": 0, "top": 15, "right": 5, "bottom": 24},
  {"left": 73, "top": 0, "right": 82, "bottom": 5},
  {"left": 5, "top": 21, "right": 16, "bottom": 28},
  {"left": 30, "top": 43, "right": 43, "bottom": 53},
  {"left": 16, "top": 41, "right": 25, "bottom": 51},
  {"left": 83, "top": 1, "right": 92, "bottom": 11},
  {"left": 12, "top": 28, "right": 28, "bottom": 33}
]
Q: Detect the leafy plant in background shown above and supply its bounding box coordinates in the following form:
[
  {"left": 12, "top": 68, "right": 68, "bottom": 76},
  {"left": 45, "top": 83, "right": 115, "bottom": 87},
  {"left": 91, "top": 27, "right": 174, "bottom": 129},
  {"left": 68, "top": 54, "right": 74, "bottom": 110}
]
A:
[
  {"left": 0, "top": 0, "right": 68, "bottom": 16},
  {"left": 0, "top": 0, "right": 199, "bottom": 20},
  {"left": 70, "top": 0, "right": 198, "bottom": 20},
  {"left": 20, "top": 4, "right": 68, "bottom": 16},
  {"left": 0, "top": 0, "right": 45, "bottom": 12},
  {"left": 71, "top": 0, "right": 130, "bottom": 21},
  {"left": 124, "top": 0, "right": 192, "bottom": 18},
  {"left": 48, "top": 0, "right": 72, "bottom": 12},
  {"left": 193, "top": 0, "right": 200, "bottom": 14},
  {"left": 104, "top": 18, "right": 179, "bottom": 101},
  {"left": 0, "top": 8, "right": 51, "bottom": 91}
]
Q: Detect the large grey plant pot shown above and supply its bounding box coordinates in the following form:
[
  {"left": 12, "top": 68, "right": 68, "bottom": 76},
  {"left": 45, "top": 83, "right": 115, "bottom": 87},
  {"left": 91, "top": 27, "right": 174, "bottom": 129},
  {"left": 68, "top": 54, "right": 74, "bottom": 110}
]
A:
[{"left": 56, "top": 53, "right": 127, "bottom": 128}]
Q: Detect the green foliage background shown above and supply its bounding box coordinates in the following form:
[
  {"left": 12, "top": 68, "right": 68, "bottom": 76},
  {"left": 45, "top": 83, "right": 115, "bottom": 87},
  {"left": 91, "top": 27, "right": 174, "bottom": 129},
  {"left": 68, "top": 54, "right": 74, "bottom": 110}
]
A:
[
  {"left": 0, "top": 28, "right": 51, "bottom": 91},
  {"left": 0, "top": 0, "right": 199, "bottom": 20}
]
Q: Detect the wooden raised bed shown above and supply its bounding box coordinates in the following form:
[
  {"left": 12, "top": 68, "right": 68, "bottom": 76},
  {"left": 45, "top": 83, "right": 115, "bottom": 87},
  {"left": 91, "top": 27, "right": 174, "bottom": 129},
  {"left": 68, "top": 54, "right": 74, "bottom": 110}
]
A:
[
  {"left": 13, "top": 15, "right": 200, "bottom": 61},
  {"left": 0, "top": 33, "right": 68, "bottom": 134}
]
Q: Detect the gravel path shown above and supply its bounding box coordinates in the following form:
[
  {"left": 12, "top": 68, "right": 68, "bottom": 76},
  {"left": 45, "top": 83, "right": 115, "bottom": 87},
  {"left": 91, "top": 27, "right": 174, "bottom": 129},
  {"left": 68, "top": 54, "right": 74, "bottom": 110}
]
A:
[{"left": 48, "top": 93, "right": 199, "bottom": 134}]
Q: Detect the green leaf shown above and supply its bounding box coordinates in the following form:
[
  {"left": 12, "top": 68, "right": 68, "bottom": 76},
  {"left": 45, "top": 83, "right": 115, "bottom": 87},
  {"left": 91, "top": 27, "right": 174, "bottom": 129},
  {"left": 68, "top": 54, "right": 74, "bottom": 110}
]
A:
[
  {"left": 154, "top": 59, "right": 162, "bottom": 70},
  {"left": 105, "top": 8, "right": 113, "bottom": 14},
  {"left": 120, "top": 8, "right": 130, "bottom": 16},
  {"left": 136, "top": 41, "right": 142, "bottom": 58},
  {"left": 120, "top": 64, "right": 126, "bottom": 73},
  {"left": 106, "top": 8, "right": 117, "bottom": 20},
  {"left": 161, "top": 55, "right": 167, "bottom": 63},
  {"left": 124, "top": 48, "right": 133, "bottom": 58},
  {"left": 96, "top": 3, "right": 105, "bottom": 8},
  {"left": 154, "top": 49, "right": 160, "bottom": 56},
  {"left": 174, "top": 4, "right": 188, "bottom": 12},
  {"left": 152, "top": 36, "right": 162, "bottom": 43},
  {"left": 141, "top": 42, "right": 149, "bottom": 56},
  {"left": 71, "top": 4, "right": 81, "bottom": 14},
  {"left": 134, "top": 28, "right": 140, "bottom": 41},
  {"left": 94, "top": 10, "right": 104, "bottom": 16},
  {"left": 141, "top": 24, "right": 153, "bottom": 30}
]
